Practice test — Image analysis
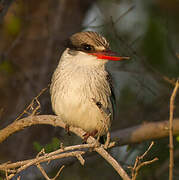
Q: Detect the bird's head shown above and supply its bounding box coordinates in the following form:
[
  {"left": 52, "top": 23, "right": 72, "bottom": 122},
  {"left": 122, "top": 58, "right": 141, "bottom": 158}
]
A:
[{"left": 64, "top": 31, "right": 129, "bottom": 65}]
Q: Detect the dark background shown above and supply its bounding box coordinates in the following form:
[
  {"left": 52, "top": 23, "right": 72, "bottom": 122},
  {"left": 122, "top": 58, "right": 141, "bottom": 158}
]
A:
[{"left": 0, "top": 0, "right": 179, "bottom": 179}]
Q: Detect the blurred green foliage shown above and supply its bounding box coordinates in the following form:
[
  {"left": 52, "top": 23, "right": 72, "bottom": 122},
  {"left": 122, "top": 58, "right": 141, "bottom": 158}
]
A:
[
  {"left": 176, "top": 136, "right": 179, "bottom": 143},
  {"left": 4, "top": 15, "right": 21, "bottom": 36},
  {"left": 0, "top": 60, "right": 14, "bottom": 74},
  {"left": 33, "top": 137, "right": 61, "bottom": 153},
  {"left": 142, "top": 16, "right": 167, "bottom": 73}
]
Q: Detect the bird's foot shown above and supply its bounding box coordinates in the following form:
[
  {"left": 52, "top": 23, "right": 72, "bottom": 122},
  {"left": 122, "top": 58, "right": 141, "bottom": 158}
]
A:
[
  {"left": 83, "top": 130, "right": 98, "bottom": 142},
  {"left": 65, "top": 124, "right": 71, "bottom": 136}
]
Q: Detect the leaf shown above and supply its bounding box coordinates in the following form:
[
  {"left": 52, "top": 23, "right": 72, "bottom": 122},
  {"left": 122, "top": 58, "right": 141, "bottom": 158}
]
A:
[
  {"left": 0, "top": 60, "right": 14, "bottom": 74},
  {"left": 33, "top": 137, "right": 61, "bottom": 153},
  {"left": 5, "top": 15, "right": 21, "bottom": 36},
  {"left": 33, "top": 141, "right": 43, "bottom": 152},
  {"left": 51, "top": 137, "right": 60, "bottom": 150},
  {"left": 176, "top": 136, "right": 179, "bottom": 142}
]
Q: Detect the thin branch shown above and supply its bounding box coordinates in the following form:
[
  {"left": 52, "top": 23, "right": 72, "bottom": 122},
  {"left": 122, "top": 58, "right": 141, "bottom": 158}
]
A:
[
  {"left": 37, "top": 163, "right": 51, "bottom": 180},
  {"left": 6, "top": 151, "right": 85, "bottom": 179},
  {"left": 53, "top": 165, "right": 65, "bottom": 180},
  {"left": 76, "top": 154, "right": 85, "bottom": 166},
  {"left": 15, "top": 86, "right": 49, "bottom": 121},
  {"left": 139, "top": 141, "right": 154, "bottom": 160},
  {"left": 37, "top": 163, "right": 65, "bottom": 180},
  {"left": 130, "top": 142, "right": 158, "bottom": 180},
  {"left": 169, "top": 80, "right": 179, "bottom": 180},
  {"left": 0, "top": 144, "right": 94, "bottom": 170},
  {"left": 133, "top": 158, "right": 158, "bottom": 180},
  {"left": 94, "top": 144, "right": 131, "bottom": 180},
  {"left": 104, "top": 131, "right": 111, "bottom": 149}
]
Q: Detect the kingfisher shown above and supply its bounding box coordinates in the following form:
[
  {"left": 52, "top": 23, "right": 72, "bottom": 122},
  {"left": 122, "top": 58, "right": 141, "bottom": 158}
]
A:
[{"left": 50, "top": 31, "right": 129, "bottom": 140}]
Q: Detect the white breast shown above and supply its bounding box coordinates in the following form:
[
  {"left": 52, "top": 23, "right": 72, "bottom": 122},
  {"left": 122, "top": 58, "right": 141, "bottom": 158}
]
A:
[{"left": 50, "top": 49, "right": 113, "bottom": 136}]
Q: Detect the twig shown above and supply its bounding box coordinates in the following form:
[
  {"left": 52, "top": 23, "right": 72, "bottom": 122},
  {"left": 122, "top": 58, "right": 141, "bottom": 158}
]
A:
[
  {"left": 37, "top": 163, "right": 51, "bottom": 180},
  {"left": 96, "top": 146, "right": 131, "bottom": 180},
  {"left": 85, "top": 5, "right": 135, "bottom": 29},
  {"left": 53, "top": 165, "right": 65, "bottom": 180},
  {"left": 15, "top": 86, "right": 49, "bottom": 121},
  {"left": 132, "top": 158, "right": 158, "bottom": 180},
  {"left": 6, "top": 151, "right": 85, "bottom": 179},
  {"left": 37, "top": 163, "right": 65, "bottom": 180},
  {"left": 104, "top": 132, "right": 111, "bottom": 149},
  {"left": 130, "top": 141, "right": 158, "bottom": 180},
  {"left": 169, "top": 80, "right": 179, "bottom": 180},
  {"left": 85, "top": 136, "right": 131, "bottom": 180},
  {"left": 0, "top": 143, "right": 94, "bottom": 179},
  {"left": 0, "top": 144, "right": 94, "bottom": 170},
  {"left": 76, "top": 154, "right": 85, "bottom": 165},
  {"left": 139, "top": 141, "right": 154, "bottom": 159}
]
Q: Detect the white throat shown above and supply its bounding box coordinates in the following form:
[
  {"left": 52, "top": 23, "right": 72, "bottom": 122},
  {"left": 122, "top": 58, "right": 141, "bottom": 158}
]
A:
[{"left": 59, "top": 48, "right": 108, "bottom": 68}]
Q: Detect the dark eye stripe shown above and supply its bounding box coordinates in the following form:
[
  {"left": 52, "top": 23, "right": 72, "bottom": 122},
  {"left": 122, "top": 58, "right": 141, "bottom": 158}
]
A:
[{"left": 65, "top": 31, "right": 110, "bottom": 52}]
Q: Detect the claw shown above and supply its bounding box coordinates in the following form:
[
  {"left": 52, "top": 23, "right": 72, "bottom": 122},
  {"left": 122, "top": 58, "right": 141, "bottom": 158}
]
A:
[{"left": 83, "top": 130, "right": 98, "bottom": 142}]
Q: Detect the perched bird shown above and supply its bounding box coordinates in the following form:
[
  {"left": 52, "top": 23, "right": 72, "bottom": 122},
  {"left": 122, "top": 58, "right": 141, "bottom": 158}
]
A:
[{"left": 50, "top": 31, "right": 128, "bottom": 140}]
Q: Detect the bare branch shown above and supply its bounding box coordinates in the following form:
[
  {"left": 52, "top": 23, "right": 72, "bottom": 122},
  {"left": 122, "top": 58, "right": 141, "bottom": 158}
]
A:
[
  {"left": 129, "top": 142, "right": 158, "bottom": 180},
  {"left": 37, "top": 163, "right": 65, "bottom": 180},
  {"left": 104, "top": 131, "right": 111, "bottom": 149},
  {"left": 169, "top": 80, "right": 179, "bottom": 180},
  {"left": 15, "top": 86, "right": 49, "bottom": 121},
  {"left": 6, "top": 151, "right": 85, "bottom": 179},
  {"left": 37, "top": 163, "right": 51, "bottom": 180},
  {"left": 1, "top": 115, "right": 179, "bottom": 147},
  {"left": 94, "top": 144, "right": 131, "bottom": 180},
  {"left": 76, "top": 154, "right": 85, "bottom": 166},
  {"left": 133, "top": 157, "right": 158, "bottom": 179},
  {"left": 0, "top": 144, "right": 94, "bottom": 170},
  {"left": 1, "top": 115, "right": 179, "bottom": 179},
  {"left": 0, "top": 114, "right": 130, "bottom": 179},
  {"left": 52, "top": 165, "right": 65, "bottom": 180},
  {"left": 139, "top": 141, "right": 154, "bottom": 160},
  {"left": 111, "top": 119, "right": 179, "bottom": 146}
]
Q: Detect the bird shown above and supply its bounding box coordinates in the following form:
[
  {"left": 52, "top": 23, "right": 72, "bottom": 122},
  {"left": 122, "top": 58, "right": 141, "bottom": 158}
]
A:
[{"left": 50, "top": 31, "right": 129, "bottom": 141}]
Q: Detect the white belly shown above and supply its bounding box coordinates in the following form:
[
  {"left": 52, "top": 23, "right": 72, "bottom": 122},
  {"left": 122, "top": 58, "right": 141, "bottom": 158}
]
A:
[
  {"left": 50, "top": 59, "right": 113, "bottom": 136},
  {"left": 54, "top": 90, "right": 111, "bottom": 135}
]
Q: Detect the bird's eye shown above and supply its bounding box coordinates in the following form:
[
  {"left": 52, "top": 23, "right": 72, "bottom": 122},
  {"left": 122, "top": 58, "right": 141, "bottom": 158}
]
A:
[{"left": 82, "top": 44, "right": 93, "bottom": 51}]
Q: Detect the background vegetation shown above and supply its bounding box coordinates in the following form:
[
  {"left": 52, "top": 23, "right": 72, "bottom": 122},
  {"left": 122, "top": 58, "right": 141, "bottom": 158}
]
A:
[{"left": 0, "top": 0, "right": 179, "bottom": 179}]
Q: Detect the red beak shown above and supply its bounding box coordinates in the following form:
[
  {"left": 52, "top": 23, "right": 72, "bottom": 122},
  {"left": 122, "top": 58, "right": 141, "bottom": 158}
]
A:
[{"left": 89, "top": 50, "right": 130, "bottom": 61}]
